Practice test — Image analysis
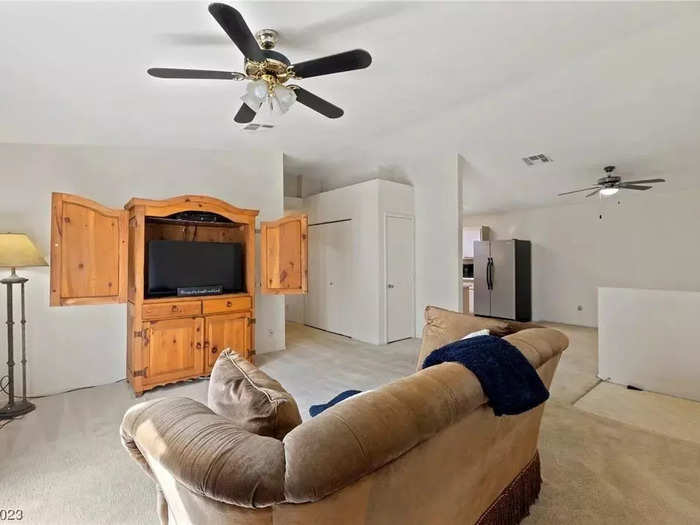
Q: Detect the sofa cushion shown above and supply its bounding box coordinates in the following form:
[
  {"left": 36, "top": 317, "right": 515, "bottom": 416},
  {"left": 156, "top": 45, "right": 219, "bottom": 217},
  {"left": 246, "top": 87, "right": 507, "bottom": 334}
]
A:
[
  {"left": 208, "top": 350, "right": 302, "bottom": 439},
  {"left": 416, "top": 306, "right": 541, "bottom": 371}
]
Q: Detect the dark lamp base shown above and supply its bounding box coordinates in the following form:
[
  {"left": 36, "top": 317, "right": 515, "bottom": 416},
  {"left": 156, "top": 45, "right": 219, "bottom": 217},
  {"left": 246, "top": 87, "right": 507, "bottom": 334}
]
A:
[{"left": 0, "top": 399, "right": 35, "bottom": 419}]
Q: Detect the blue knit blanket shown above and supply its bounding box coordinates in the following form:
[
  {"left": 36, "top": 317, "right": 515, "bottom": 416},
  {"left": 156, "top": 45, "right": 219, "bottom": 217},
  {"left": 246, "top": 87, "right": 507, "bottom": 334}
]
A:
[
  {"left": 422, "top": 335, "right": 549, "bottom": 416},
  {"left": 309, "top": 389, "right": 362, "bottom": 417}
]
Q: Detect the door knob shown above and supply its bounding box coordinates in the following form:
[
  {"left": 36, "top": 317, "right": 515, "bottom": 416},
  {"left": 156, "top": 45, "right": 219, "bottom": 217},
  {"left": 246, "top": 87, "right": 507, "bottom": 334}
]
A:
[
  {"left": 329, "top": 281, "right": 334, "bottom": 286},
  {"left": 387, "top": 284, "right": 395, "bottom": 289}
]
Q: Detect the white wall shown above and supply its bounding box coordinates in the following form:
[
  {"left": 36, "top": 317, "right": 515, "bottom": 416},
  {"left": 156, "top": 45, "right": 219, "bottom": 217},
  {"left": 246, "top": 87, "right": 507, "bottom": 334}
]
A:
[
  {"left": 599, "top": 287, "right": 700, "bottom": 401},
  {"left": 465, "top": 188, "right": 700, "bottom": 326},
  {"left": 304, "top": 179, "right": 414, "bottom": 344},
  {"left": 407, "top": 154, "right": 465, "bottom": 335},
  {"left": 0, "top": 143, "right": 284, "bottom": 396}
]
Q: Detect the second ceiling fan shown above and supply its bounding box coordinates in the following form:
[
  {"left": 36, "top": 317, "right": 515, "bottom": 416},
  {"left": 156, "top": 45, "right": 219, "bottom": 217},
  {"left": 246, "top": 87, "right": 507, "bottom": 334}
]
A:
[
  {"left": 558, "top": 166, "right": 666, "bottom": 198},
  {"left": 148, "top": 3, "right": 372, "bottom": 123}
]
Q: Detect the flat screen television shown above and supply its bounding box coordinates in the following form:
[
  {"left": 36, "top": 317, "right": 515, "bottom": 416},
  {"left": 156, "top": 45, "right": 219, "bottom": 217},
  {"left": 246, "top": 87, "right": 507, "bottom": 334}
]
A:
[{"left": 147, "top": 240, "right": 243, "bottom": 297}]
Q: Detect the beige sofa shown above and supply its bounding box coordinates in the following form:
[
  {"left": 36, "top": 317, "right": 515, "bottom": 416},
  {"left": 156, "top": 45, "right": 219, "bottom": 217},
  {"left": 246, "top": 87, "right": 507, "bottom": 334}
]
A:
[{"left": 121, "top": 307, "right": 568, "bottom": 525}]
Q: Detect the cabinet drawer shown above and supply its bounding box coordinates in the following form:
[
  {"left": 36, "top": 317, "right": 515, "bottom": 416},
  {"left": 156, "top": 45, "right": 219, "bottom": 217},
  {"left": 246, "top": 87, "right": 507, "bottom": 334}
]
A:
[
  {"left": 203, "top": 296, "right": 252, "bottom": 314},
  {"left": 142, "top": 301, "right": 202, "bottom": 320}
]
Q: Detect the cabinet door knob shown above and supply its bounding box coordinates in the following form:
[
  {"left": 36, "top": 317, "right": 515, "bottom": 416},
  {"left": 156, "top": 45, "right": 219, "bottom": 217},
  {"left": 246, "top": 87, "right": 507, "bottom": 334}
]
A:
[
  {"left": 212, "top": 346, "right": 218, "bottom": 354},
  {"left": 171, "top": 305, "right": 179, "bottom": 312},
  {"left": 226, "top": 301, "right": 232, "bottom": 307},
  {"left": 195, "top": 342, "right": 202, "bottom": 350}
]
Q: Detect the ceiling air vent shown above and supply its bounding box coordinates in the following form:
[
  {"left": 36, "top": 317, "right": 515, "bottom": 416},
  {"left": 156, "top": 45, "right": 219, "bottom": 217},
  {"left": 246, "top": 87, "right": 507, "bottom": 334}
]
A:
[
  {"left": 522, "top": 154, "right": 553, "bottom": 166},
  {"left": 242, "top": 123, "right": 275, "bottom": 132}
]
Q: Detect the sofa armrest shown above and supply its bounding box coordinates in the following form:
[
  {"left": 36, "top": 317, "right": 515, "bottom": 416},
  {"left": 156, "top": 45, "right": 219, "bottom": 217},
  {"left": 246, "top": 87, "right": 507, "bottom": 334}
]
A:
[{"left": 120, "top": 397, "right": 285, "bottom": 508}]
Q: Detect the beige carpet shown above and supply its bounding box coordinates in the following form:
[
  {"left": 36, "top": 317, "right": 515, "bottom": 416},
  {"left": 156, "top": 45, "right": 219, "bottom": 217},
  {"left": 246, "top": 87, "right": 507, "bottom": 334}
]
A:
[
  {"left": 541, "top": 322, "right": 600, "bottom": 404},
  {"left": 575, "top": 381, "right": 700, "bottom": 445},
  {"left": 0, "top": 322, "right": 699, "bottom": 524},
  {"left": 530, "top": 399, "right": 700, "bottom": 524}
]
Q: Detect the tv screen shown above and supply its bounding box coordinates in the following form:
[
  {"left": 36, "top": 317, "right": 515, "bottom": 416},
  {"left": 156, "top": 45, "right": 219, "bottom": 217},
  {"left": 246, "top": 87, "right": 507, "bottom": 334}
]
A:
[{"left": 147, "top": 240, "right": 243, "bottom": 297}]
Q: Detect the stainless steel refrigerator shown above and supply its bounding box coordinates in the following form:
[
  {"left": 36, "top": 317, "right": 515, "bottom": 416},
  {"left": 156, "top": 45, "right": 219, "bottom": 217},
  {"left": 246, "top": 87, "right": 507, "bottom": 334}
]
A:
[{"left": 473, "top": 239, "right": 531, "bottom": 321}]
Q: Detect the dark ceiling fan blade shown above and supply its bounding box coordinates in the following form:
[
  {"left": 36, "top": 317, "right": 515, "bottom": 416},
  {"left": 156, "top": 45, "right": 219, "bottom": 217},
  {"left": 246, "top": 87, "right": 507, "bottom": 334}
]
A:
[
  {"left": 208, "top": 3, "right": 265, "bottom": 61},
  {"left": 585, "top": 189, "right": 601, "bottom": 197},
  {"left": 557, "top": 186, "right": 600, "bottom": 196},
  {"left": 292, "top": 87, "right": 344, "bottom": 118},
  {"left": 620, "top": 178, "right": 666, "bottom": 185},
  {"left": 291, "top": 49, "right": 371, "bottom": 79},
  {"left": 618, "top": 184, "right": 652, "bottom": 190},
  {"left": 147, "top": 68, "right": 244, "bottom": 80},
  {"left": 234, "top": 103, "right": 256, "bottom": 123}
]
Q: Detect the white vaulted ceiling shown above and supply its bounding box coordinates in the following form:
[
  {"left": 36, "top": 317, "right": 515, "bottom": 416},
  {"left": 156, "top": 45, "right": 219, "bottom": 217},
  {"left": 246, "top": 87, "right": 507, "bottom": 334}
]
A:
[{"left": 1, "top": 1, "right": 700, "bottom": 213}]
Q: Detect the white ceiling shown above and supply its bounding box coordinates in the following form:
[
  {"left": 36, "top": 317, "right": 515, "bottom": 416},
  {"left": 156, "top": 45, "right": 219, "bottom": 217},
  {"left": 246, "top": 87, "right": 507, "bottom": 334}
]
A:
[{"left": 2, "top": 2, "right": 700, "bottom": 213}]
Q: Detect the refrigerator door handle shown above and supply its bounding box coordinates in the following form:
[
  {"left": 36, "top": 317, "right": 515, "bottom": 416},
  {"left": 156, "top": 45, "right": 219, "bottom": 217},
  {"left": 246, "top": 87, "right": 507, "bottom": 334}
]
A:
[
  {"left": 485, "top": 258, "right": 490, "bottom": 290},
  {"left": 486, "top": 257, "right": 493, "bottom": 290}
]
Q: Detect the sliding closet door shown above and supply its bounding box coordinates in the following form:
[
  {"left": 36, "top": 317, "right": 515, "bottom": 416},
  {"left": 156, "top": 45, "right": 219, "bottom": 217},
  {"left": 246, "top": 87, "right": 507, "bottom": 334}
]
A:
[
  {"left": 304, "top": 220, "right": 352, "bottom": 336},
  {"left": 305, "top": 224, "right": 326, "bottom": 331}
]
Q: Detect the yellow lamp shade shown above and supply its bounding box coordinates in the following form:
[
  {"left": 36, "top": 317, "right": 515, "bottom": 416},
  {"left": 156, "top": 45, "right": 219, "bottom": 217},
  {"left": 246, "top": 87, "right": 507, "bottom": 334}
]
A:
[{"left": 0, "top": 233, "right": 48, "bottom": 268}]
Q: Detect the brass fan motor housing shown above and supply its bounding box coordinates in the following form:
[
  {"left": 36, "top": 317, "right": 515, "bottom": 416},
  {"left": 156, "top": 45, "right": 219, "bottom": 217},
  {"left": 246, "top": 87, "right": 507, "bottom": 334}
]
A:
[{"left": 245, "top": 58, "right": 297, "bottom": 85}]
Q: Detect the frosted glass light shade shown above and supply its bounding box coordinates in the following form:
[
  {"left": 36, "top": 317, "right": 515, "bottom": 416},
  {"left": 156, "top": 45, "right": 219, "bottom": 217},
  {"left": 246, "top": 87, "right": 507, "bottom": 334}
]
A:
[
  {"left": 0, "top": 233, "right": 48, "bottom": 268},
  {"left": 255, "top": 96, "right": 278, "bottom": 125},
  {"left": 273, "top": 85, "right": 296, "bottom": 113},
  {"left": 600, "top": 187, "right": 619, "bottom": 196},
  {"left": 241, "top": 79, "right": 268, "bottom": 110}
]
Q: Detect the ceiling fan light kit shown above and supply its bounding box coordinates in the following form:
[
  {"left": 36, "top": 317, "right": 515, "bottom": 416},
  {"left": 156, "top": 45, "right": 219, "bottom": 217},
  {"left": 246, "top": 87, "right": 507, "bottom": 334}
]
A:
[
  {"left": 147, "top": 3, "right": 372, "bottom": 126},
  {"left": 557, "top": 165, "right": 666, "bottom": 199},
  {"left": 241, "top": 81, "right": 297, "bottom": 118}
]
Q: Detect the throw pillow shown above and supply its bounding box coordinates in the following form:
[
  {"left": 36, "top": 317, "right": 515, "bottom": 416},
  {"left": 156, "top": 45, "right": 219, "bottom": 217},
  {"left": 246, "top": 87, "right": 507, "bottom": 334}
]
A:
[
  {"left": 416, "top": 306, "right": 542, "bottom": 371},
  {"left": 461, "top": 328, "right": 490, "bottom": 340},
  {"left": 208, "top": 350, "right": 302, "bottom": 439}
]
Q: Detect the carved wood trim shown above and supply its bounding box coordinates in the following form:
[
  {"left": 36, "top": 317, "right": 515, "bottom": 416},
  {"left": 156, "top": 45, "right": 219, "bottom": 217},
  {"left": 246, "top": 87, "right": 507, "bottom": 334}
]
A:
[{"left": 124, "top": 195, "right": 259, "bottom": 220}]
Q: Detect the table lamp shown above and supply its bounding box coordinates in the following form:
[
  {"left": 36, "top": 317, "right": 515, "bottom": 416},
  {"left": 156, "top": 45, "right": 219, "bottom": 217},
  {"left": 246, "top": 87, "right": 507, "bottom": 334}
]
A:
[{"left": 0, "top": 233, "right": 48, "bottom": 419}]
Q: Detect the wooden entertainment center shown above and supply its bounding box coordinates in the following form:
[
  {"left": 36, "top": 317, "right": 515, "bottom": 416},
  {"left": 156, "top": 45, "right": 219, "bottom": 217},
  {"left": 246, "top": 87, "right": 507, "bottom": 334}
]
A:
[{"left": 50, "top": 194, "right": 307, "bottom": 395}]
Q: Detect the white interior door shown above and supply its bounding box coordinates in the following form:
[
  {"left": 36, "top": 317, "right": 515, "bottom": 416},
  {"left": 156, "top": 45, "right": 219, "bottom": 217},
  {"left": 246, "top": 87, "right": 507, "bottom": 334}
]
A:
[
  {"left": 304, "top": 220, "right": 352, "bottom": 337},
  {"left": 386, "top": 215, "right": 414, "bottom": 342},
  {"left": 325, "top": 220, "right": 352, "bottom": 336}
]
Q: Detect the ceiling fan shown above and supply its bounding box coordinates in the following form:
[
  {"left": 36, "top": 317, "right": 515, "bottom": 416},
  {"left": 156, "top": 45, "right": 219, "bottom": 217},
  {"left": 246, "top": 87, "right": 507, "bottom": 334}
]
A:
[
  {"left": 558, "top": 166, "right": 666, "bottom": 198},
  {"left": 147, "top": 3, "right": 372, "bottom": 124}
]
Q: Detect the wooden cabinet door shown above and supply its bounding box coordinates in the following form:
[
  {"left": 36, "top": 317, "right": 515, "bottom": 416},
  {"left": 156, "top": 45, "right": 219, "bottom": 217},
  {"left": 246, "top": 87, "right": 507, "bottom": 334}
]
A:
[
  {"left": 260, "top": 214, "right": 308, "bottom": 295},
  {"left": 205, "top": 313, "right": 251, "bottom": 371},
  {"left": 142, "top": 317, "right": 204, "bottom": 385},
  {"left": 50, "top": 192, "right": 128, "bottom": 306}
]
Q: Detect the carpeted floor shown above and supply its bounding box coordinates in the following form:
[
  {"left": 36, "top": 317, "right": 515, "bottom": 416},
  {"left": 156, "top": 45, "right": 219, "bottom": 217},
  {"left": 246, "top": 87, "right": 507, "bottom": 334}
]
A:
[
  {"left": 1, "top": 322, "right": 699, "bottom": 524},
  {"left": 574, "top": 381, "right": 700, "bottom": 445}
]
